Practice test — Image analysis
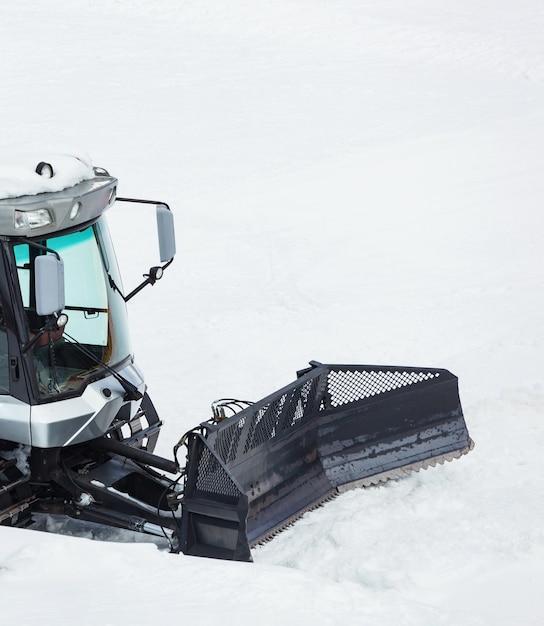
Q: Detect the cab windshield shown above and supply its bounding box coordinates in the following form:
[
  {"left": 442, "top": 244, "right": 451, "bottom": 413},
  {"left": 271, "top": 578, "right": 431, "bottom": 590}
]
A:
[{"left": 14, "top": 219, "right": 132, "bottom": 397}]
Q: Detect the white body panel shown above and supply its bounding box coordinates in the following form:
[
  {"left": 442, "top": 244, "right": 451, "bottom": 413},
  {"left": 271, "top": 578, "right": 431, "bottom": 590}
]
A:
[{"left": 0, "top": 362, "right": 145, "bottom": 448}]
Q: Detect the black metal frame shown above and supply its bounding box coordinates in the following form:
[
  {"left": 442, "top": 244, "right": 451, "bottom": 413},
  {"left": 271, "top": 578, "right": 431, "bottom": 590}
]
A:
[
  {"left": 180, "top": 362, "right": 472, "bottom": 556},
  {"left": 27, "top": 430, "right": 183, "bottom": 543}
]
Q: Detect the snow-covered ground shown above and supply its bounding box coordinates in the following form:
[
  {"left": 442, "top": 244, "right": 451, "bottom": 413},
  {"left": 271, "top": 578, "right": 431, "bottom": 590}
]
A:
[{"left": 1, "top": 1, "right": 544, "bottom": 623}]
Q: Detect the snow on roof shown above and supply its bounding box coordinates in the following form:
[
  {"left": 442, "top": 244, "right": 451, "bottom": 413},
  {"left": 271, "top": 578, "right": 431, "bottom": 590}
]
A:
[{"left": 0, "top": 144, "right": 95, "bottom": 200}]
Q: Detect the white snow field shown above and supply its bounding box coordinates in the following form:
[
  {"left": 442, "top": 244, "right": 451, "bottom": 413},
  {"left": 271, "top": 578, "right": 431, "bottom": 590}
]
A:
[{"left": 1, "top": 1, "right": 544, "bottom": 624}]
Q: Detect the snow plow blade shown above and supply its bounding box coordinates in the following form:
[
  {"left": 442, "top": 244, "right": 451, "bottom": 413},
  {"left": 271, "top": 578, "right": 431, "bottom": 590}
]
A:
[{"left": 180, "top": 362, "right": 473, "bottom": 560}]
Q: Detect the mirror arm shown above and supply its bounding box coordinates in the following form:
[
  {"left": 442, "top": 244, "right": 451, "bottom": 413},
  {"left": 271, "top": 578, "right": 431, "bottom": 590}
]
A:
[{"left": 123, "top": 258, "right": 173, "bottom": 302}]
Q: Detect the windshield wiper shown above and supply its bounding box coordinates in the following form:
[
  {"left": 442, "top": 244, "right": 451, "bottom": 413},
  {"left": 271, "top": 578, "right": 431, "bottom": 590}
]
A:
[
  {"left": 23, "top": 315, "right": 142, "bottom": 401},
  {"left": 61, "top": 330, "right": 143, "bottom": 401}
]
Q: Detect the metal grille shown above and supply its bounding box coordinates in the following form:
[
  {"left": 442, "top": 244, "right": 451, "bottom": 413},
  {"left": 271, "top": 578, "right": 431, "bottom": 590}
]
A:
[
  {"left": 325, "top": 368, "right": 440, "bottom": 408},
  {"left": 212, "top": 372, "right": 324, "bottom": 462},
  {"left": 211, "top": 364, "right": 443, "bottom": 462},
  {"left": 195, "top": 446, "right": 242, "bottom": 498},
  {"left": 281, "top": 376, "right": 320, "bottom": 429},
  {"left": 244, "top": 393, "right": 288, "bottom": 453},
  {"left": 215, "top": 417, "right": 246, "bottom": 464}
]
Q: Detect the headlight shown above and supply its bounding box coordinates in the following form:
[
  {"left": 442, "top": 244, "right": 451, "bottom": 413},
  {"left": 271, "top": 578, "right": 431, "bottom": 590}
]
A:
[{"left": 14, "top": 208, "right": 54, "bottom": 230}]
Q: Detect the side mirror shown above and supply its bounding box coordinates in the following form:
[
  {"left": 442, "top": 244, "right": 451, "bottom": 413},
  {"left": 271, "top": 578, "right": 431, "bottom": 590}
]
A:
[
  {"left": 35, "top": 254, "right": 65, "bottom": 316},
  {"left": 156, "top": 204, "right": 176, "bottom": 262},
  {"left": 114, "top": 197, "right": 176, "bottom": 301}
]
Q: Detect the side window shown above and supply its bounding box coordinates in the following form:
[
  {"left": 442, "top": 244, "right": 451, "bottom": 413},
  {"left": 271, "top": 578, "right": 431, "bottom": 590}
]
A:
[
  {"left": 9, "top": 224, "right": 131, "bottom": 398},
  {"left": 14, "top": 229, "right": 110, "bottom": 397},
  {"left": 14, "top": 232, "right": 109, "bottom": 347},
  {"left": 47, "top": 228, "right": 108, "bottom": 347}
]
